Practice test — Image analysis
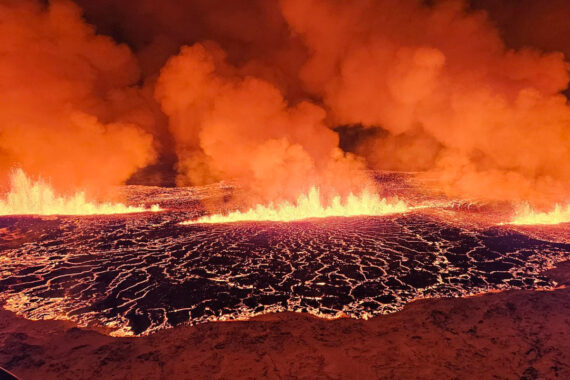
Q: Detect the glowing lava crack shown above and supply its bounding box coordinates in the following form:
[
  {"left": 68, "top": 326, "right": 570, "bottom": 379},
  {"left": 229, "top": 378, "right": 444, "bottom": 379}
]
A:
[
  {"left": 0, "top": 169, "right": 160, "bottom": 216},
  {"left": 183, "top": 187, "right": 409, "bottom": 224}
]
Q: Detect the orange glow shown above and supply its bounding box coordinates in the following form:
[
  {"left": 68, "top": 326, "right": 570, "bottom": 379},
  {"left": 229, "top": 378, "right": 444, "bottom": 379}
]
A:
[
  {"left": 509, "top": 203, "right": 570, "bottom": 225},
  {"left": 183, "top": 187, "right": 408, "bottom": 224},
  {"left": 0, "top": 169, "right": 160, "bottom": 216}
]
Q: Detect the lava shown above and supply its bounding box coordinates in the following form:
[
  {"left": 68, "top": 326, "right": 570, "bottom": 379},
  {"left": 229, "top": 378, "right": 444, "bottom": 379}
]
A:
[
  {"left": 1, "top": 193, "right": 567, "bottom": 337},
  {"left": 0, "top": 169, "right": 160, "bottom": 216},
  {"left": 183, "top": 187, "right": 409, "bottom": 224},
  {"left": 509, "top": 203, "right": 570, "bottom": 225}
]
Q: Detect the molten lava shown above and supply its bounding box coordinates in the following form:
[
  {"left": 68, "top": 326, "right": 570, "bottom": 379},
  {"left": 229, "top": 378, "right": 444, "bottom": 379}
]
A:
[
  {"left": 183, "top": 187, "right": 408, "bottom": 224},
  {"left": 0, "top": 169, "right": 160, "bottom": 216},
  {"left": 509, "top": 203, "right": 570, "bottom": 225}
]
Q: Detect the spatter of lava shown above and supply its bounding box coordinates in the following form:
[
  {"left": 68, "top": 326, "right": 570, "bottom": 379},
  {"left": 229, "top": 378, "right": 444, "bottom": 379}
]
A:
[
  {"left": 0, "top": 169, "right": 160, "bottom": 216},
  {"left": 509, "top": 203, "right": 570, "bottom": 225},
  {"left": 183, "top": 187, "right": 409, "bottom": 224}
]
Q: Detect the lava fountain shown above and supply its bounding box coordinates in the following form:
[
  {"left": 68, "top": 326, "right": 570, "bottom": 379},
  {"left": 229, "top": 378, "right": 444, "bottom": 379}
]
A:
[
  {"left": 0, "top": 169, "right": 160, "bottom": 216},
  {"left": 183, "top": 187, "right": 409, "bottom": 224},
  {"left": 509, "top": 203, "right": 570, "bottom": 225}
]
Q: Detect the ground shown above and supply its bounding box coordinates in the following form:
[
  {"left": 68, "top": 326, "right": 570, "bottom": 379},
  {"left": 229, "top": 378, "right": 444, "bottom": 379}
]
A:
[{"left": 1, "top": 260, "right": 569, "bottom": 380}]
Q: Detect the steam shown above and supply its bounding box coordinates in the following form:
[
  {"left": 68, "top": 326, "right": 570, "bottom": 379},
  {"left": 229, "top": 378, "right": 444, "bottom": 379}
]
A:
[
  {"left": 0, "top": 0, "right": 155, "bottom": 197},
  {"left": 1, "top": 0, "right": 569, "bottom": 209},
  {"left": 155, "top": 43, "right": 369, "bottom": 201},
  {"left": 279, "top": 0, "right": 570, "bottom": 207}
]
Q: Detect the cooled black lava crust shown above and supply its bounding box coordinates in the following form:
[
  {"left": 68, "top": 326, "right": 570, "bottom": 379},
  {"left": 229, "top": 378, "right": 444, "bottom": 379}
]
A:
[{"left": 0, "top": 212, "right": 567, "bottom": 335}]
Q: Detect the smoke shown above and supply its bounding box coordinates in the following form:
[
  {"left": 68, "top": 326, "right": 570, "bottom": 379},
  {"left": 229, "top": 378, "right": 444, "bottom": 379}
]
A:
[
  {"left": 1, "top": 0, "right": 569, "bottom": 207},
  {"left": 470, "top": 0, "right": 570, "bottom": 62},
  {"left": 73, "top": 0, "right": 309, "bottom": 100},
  {"left": 281, "top": 0, "right": 570, "bottom": 206},
  {"left": 0, "top": 0, "right": 156, "bottom": 196},
  {"left": 155, "top": 43, "right": 369, "bottom": 201}
]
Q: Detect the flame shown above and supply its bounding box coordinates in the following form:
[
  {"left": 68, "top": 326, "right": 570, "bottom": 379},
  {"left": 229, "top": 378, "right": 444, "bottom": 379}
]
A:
[
  {"left": 183, "top": 187, "right": 409, "bottom": 224},
  {"left": 509, "top": 203, "right": 570, "bottom": 225},
  {"left": 0, "top": 169, "right": 160, "bottom": 216}
]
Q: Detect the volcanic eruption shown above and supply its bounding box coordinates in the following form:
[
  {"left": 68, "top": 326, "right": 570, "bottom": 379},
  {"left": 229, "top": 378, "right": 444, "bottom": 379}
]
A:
[
  {"left": 0, "top": 0, "right": 569, "bottom": 378},
  {"left": 0, "top": 169, "right": 160, "bottom": 216},
  {"left": 0, "top": 0, "right": 567, "bottom": 220}
]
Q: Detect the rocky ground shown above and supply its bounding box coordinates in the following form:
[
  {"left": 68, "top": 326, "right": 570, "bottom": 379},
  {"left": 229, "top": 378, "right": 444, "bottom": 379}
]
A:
[{"left": 1, "top": 260, "right": 569, "bottom": 380}]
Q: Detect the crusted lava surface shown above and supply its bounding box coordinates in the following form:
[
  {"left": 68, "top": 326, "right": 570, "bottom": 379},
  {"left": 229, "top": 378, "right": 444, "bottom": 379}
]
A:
[{"left": 0, "top": 177, "right": 568, "bottom": 336}]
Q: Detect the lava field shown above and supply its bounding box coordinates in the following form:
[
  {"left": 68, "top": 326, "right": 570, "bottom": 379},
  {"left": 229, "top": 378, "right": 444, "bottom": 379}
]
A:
[{"left": 0, "top": 189, "right": 568, "bottom": 336}]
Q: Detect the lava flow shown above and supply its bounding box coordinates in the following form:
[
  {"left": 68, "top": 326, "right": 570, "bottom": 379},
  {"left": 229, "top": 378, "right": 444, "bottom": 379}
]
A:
[
  {"left": 182, "top": 187, "right": 409, "bottom": 224},
  {"left": 1, "top": 177, "right": 568, "bottom": 337},
  {"left": 509, "top": 203, "right": 570, "bottom": 225},
  {"left": 0, "top": 169, "right": 160, "bottom": 216}
]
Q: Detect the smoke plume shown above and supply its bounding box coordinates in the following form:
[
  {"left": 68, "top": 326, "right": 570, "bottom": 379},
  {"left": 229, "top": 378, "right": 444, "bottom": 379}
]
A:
[
  {"left": 0, "top": 0, "right": 155, "bottom": 196},
  {"left": 1, "top": 0, "right": 569, "bottom": 208},
  {"left": 73, "top": 0, "right": 308, "bottom": 100},
  {"left": 281, "top": 0, "right": 570, "bottom": 206},
  {"left": 155, "top": 43, "right": 369, "bottom": 201}
]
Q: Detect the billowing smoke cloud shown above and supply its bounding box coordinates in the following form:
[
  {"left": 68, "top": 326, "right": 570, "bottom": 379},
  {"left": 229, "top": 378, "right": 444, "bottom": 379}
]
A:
[
  {"left": 281, "top": 0, "right": 570, "bottom": 207},
  {"left": 73, "top": 0, "right": 309, "bottom": 100},
  {"left": 2, "top": 0, "right": 569, "bottom": 208},
  {"left": 0, "top": 0, "right": 156, "bottom": 196},
  {"left": 155, "top": 43, "right": 369, "bottom": 202}
]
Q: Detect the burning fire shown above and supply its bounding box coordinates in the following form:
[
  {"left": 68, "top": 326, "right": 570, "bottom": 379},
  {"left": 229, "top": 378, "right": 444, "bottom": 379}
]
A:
[
  {"left": 509, "top": 203, "right": 570, "bottom": 225},
  {"left": 0, "top": 169, "right": 160, "bottom": 216},
  {"left": 183, "top": 187, "right": 409, "bottom": 224}
]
